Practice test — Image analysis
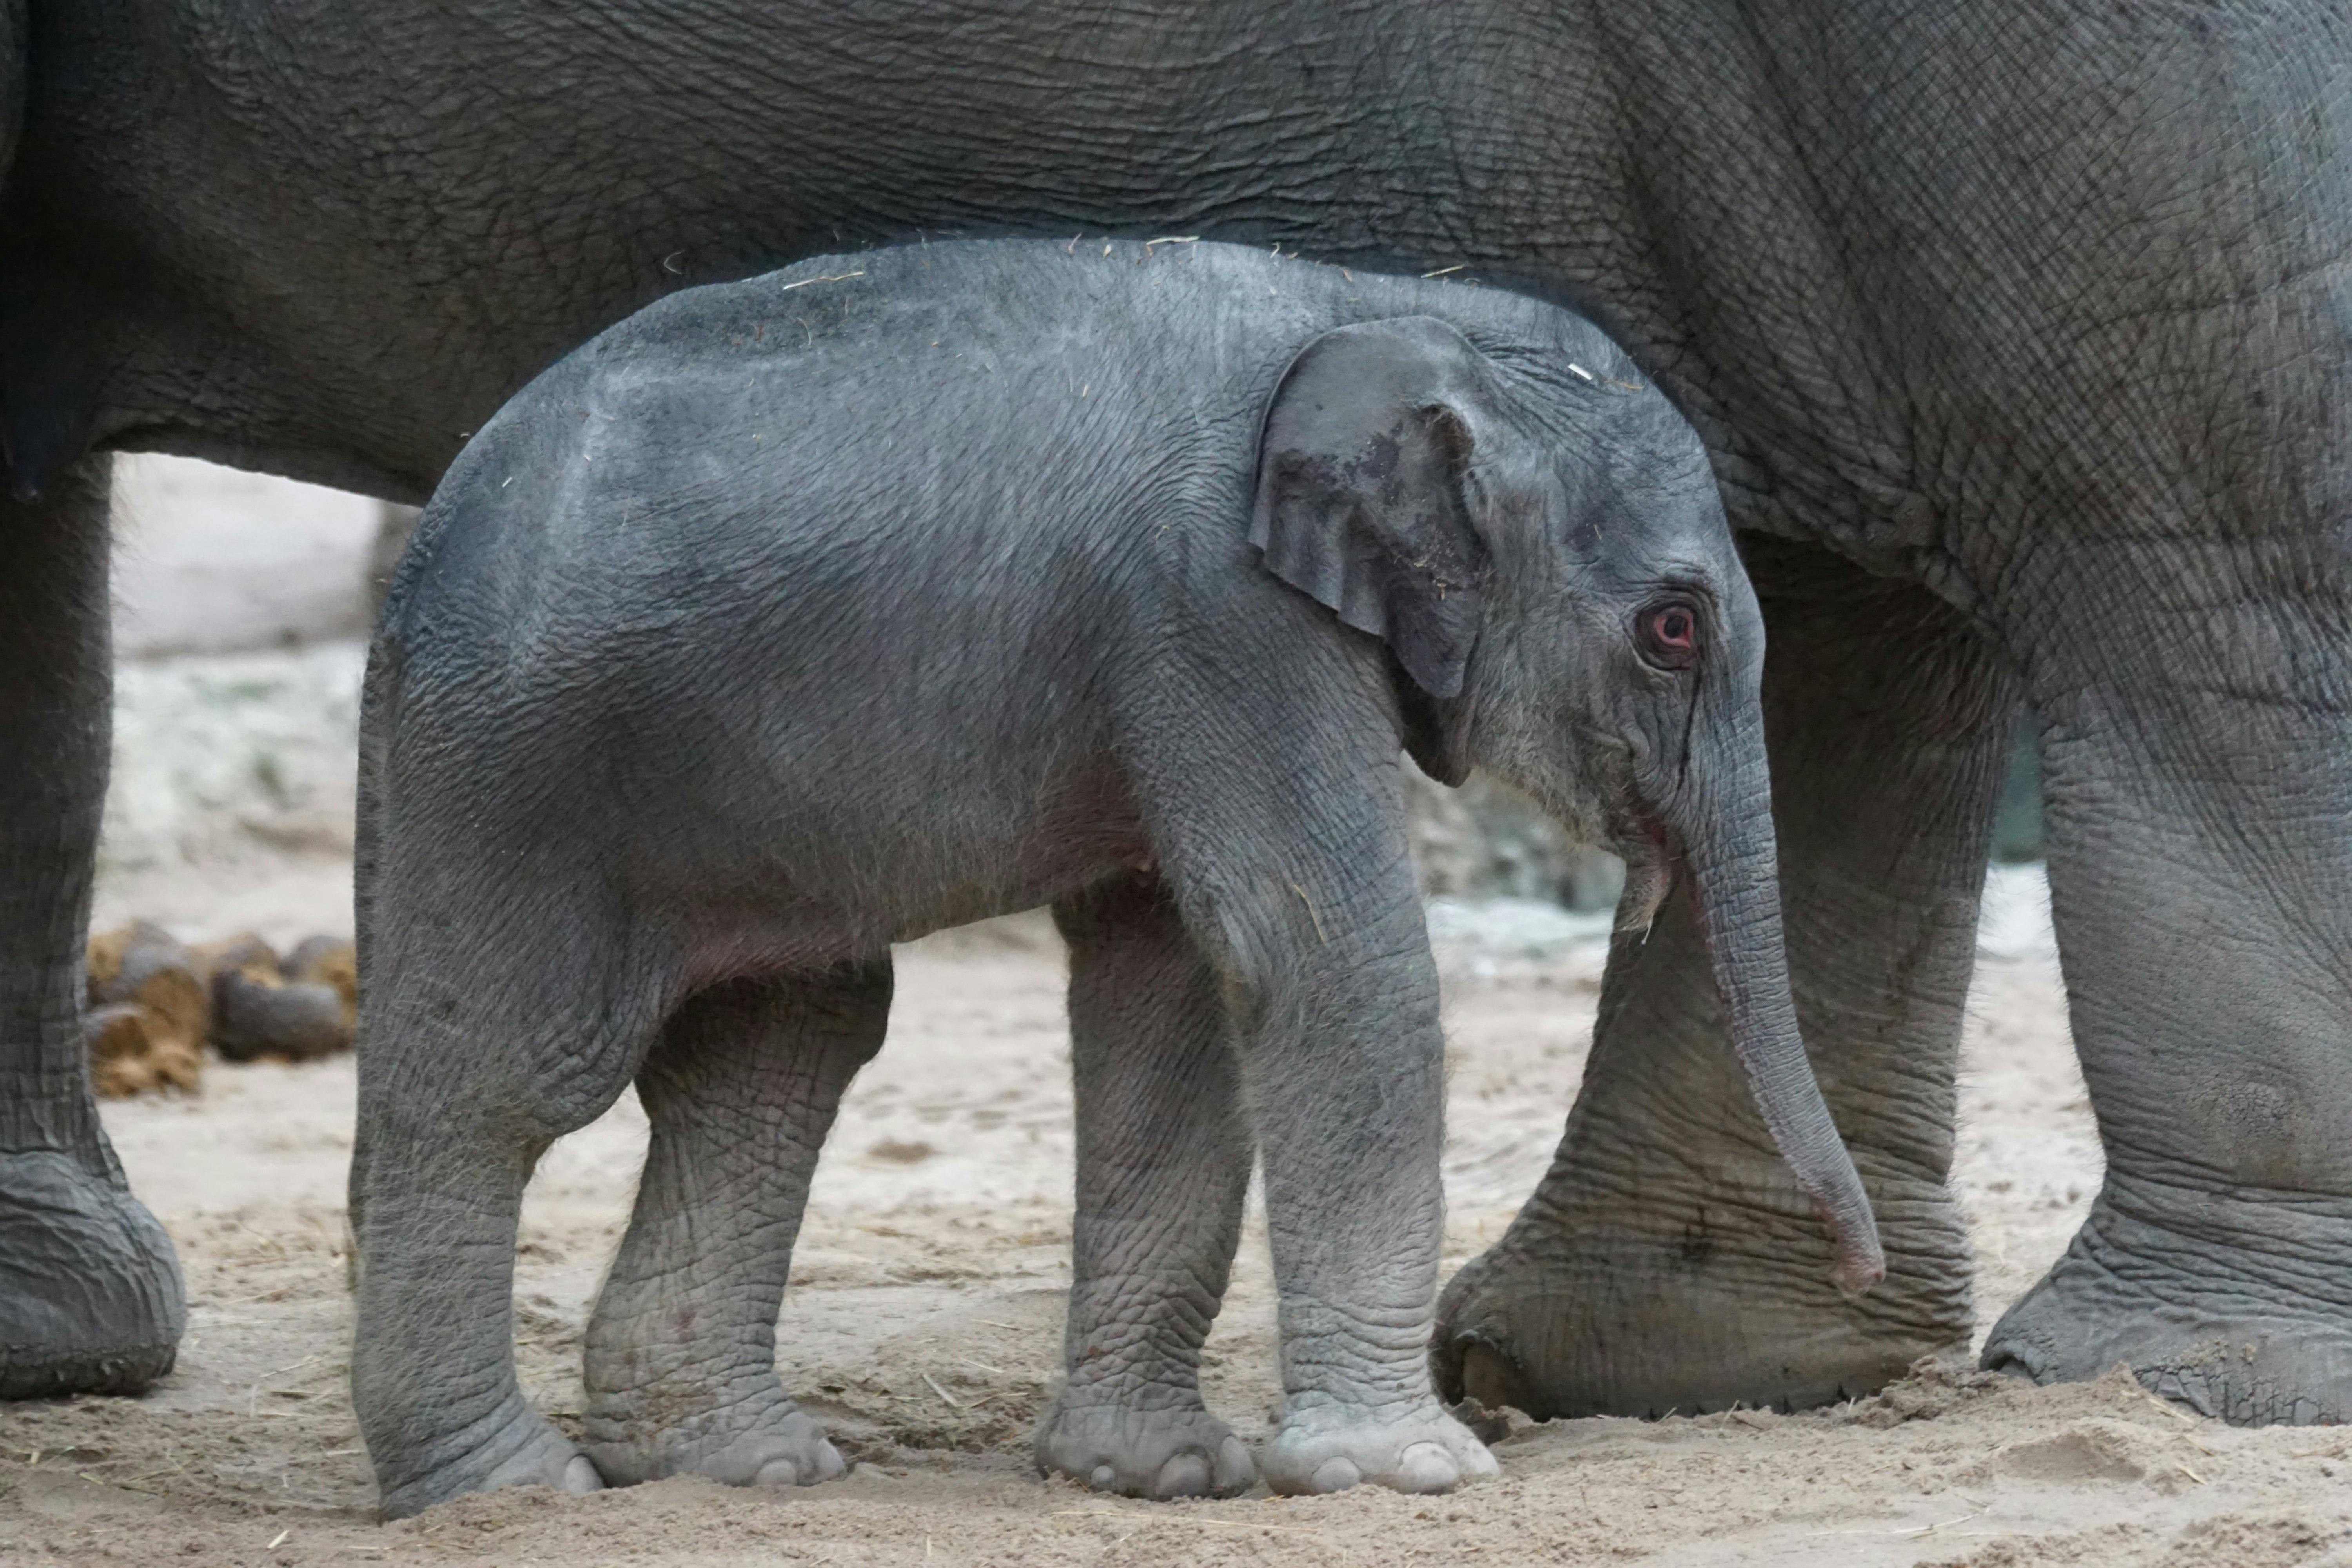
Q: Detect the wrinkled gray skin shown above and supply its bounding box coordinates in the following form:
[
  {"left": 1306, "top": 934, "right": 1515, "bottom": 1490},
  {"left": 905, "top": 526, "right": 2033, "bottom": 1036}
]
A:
[
  {"left": 351, "top": 239, "right": 1876, "bottom": 1517},
  {"left": 4, "top": 0, "right": 2350, "bottom": 1432}
]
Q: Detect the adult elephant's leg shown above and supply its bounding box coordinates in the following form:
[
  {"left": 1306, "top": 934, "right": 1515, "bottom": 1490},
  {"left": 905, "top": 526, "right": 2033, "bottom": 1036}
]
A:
[
  {"left": 1435, "top": 539, "right": 2013, "bottom": 1417},
  {"left": 0, "top": 454, "right": 185, "bottom": 1398},
  {"left": 1034, "top": 873, "right": 1256, "bottom": 1501},
  {"left": 583, "top": 964, "right": 886, "bottom": 1489},
  {"left": 1979, "top": 561, "right": 2352, "bottom": 1423}
]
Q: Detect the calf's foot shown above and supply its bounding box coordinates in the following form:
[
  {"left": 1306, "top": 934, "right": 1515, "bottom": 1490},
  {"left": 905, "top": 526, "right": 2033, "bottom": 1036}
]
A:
[
  {"left": 376, "top": 1395, "right": 600, "bottom": 1519},
  {"left": 1034, "top": 1388, "right": 1254, "bottom": 1499},
  {"left": 1259, "top": 1398, "right": 1497, "bottom": 1496},
  {"left": 1983, "top": 1177, "right": 2352, "bottom": 1425},
  {"left": 1044, "top": 880, "right": 1257, "bottom": 1501},
  {"left": 586, "top": 1385, "right": 845, "bottom": 1489},
  {"left": 0, "top": 1149, "right": 184, "bottom": 1397}
]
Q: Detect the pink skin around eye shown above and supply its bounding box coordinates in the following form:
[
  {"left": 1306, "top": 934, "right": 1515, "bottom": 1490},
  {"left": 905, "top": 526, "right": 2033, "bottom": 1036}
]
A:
[{"left": 1637, "top": 603, "right": 1700, "bottom": 671}]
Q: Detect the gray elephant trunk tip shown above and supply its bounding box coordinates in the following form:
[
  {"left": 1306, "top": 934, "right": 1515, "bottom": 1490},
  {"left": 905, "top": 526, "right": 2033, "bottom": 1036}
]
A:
[
  {"left": 1742, "top": 1020, "right": 1885, "bottom": 1301},
  {"left": 1822, "top": 1195, "right": 1886, "bottom": 1299}
]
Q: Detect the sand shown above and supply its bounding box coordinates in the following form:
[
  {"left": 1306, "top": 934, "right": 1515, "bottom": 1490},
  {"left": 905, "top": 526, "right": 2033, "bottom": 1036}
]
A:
[{"left": 12, "top": 848, "right": 2352, "bottom": 1568}]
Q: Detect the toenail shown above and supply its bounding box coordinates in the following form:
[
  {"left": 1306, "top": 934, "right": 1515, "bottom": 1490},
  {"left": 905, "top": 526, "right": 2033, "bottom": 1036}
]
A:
[
  {"left": 751, "top": 1458, "right": 801, "bottom": 1487},
  {"left": 1216, "top": 1436, "right": 1254, "bottom": 1488},
  {"left": 1395, "top": 1442, "right": 1460, "bottom": 1494},
  {"left": 1153, "top": 1453, "right": 1212, "bottom": 1499},
  {"left": 811, "top": 1443, "right": 847, "bottom": 1484},
  {"left": 1309, "top": 1456, "right": 1362, "bottom": 1493},
  {"left": 560, "top": 1455, "right": 603, "bottom": 1494},
  {"left": 1090, "top": 1464, "right": 1116, "bottom": 1491}
]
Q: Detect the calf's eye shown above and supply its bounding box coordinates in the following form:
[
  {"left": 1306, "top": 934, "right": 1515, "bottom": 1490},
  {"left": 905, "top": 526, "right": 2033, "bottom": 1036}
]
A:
[{"left": 1636, "top": 600, "right": 1701, "bottom": 670}]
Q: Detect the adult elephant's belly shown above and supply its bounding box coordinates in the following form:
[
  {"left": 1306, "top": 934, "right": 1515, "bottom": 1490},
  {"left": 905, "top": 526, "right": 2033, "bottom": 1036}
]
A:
[{"left": 2, "top": 0, "right": 1445, "bottom": 505}]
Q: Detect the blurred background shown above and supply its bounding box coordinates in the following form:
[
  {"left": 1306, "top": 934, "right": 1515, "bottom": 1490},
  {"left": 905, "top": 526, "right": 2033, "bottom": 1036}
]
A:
[{"left": 96, "top": 457, "right": 409, "bottom": 945}]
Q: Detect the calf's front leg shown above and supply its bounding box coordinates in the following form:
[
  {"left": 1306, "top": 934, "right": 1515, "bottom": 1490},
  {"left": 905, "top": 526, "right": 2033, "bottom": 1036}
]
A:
[
  {"left": 1037, "top": 874, "right": 1255, "bottom": 1500},
  {"left": 1164, "top": 785, "right": 1496, "bottom": 1496}
]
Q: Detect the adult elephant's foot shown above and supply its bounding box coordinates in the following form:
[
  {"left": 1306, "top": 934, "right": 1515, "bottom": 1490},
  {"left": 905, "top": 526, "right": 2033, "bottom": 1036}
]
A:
[
  {"left": 1434, "top": 1148, "right": 1972, "bottom": 1418},
  {"left": 375, "top": 1396, "right": 601, "bottom": 1519},
  {"left": 1033, "top": 1388, "right": 1256, "bottom": 1499},
  {"left": 0, "top": 1149, "right": 185, "bottom": 1398},
  {"left": 1258, "top": 1398, "right": 1498, "bottom": 1496},
  {"left": 1983, "top": 1176, "right": 2352, "bottom": 1425},
  {"left": 584, "top": 1386, "right": 846, "bottom": 1490}
]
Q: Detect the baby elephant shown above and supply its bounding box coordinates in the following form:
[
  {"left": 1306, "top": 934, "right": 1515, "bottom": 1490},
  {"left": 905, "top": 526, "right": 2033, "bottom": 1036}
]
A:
[{"left": 349, "top": 238, "right": 1879, "bottom": 1518}]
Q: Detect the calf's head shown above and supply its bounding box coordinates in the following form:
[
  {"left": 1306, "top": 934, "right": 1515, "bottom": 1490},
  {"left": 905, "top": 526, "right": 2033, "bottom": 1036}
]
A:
[{"left": 1250, "top": 314, "right": 1882, "bottom": 1295}]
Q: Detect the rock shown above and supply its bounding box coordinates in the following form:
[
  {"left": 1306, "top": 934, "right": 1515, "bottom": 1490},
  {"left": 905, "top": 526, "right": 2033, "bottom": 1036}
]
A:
[
  {"left": 1993, "top": 717, "right": 2044, "bottom": 862},
  {"left": 89, "top": 923, "right": 358, "bottom": 1067},
  {"left": 193, "top": 931, "right": 277, "bottom": 986},
  {"left": 113, "top": 952, "right": 210, "bottom": 1056},
  {"left": 109, "top": 454, "right": 383, "bottom": 657},
  {"left": 212, "top": 969, "right": 350, "bottom": 1062},
  {"left": 84, "top": 924, "right": 138, "bottom": 997},
  {"left": 98, "top": 642, "right": 365, "bottom": 876},
  {"left": 1423, "top": 896, "right": 1614, "bottom": 961}
]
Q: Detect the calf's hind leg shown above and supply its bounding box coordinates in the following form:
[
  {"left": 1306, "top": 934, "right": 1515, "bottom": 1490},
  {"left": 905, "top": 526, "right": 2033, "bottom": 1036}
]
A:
[
  {"left": 1034, "top": 875, "right": 1256, "bottom": 1500},
  {"left": 350, "top": 920, "right": 658, "bottom": 1519},
  {"left": 584, "top": 963, "right": 889, "bottom": 1488}
]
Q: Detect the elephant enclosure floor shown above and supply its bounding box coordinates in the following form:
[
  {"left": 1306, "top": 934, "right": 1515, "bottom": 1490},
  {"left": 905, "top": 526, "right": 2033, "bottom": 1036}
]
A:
[{"left": 7, "top": 869, "right": 2348, "bottom": 1566}]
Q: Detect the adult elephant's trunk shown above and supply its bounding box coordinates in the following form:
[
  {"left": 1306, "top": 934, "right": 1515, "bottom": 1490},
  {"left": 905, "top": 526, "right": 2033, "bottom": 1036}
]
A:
[{"left": 1664, "top": 755, "right": 1885, "bottom": 1298}]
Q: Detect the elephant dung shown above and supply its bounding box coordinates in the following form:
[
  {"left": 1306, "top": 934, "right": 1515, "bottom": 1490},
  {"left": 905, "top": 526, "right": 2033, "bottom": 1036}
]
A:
[
  {"left": 283, "top": 934, "right": 358, "bottom": 1031},
  {"left": 82, "top": 923, "right": 359, "bottom": 1087},
  {"left": 207, "top": 935, "right": 351, "bottom": 1062},
  {"left": 82, "top": 922, "right": 208, "bottom": 1096}
]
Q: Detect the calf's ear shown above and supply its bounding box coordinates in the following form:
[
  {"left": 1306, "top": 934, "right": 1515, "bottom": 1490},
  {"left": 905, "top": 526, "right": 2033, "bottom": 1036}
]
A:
[{"left": 1250, "top": 316, "right": 1491, "bottom": 702}]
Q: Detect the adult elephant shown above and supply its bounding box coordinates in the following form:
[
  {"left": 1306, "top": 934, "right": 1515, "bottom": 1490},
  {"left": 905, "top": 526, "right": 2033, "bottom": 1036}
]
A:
[{"left": 4, "top": 1, "right": 2347, "bottom": 1428}]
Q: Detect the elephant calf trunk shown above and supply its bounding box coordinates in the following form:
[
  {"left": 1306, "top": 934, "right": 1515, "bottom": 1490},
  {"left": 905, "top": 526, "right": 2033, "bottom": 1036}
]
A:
[{"left": 1682, "top": 799, "right": 1884, "bottom": 1297}]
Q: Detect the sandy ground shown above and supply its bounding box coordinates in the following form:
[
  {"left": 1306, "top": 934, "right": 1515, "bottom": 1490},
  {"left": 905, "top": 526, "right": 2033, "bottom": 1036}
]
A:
[{"left": 14, "top": 845, "right": 2352, "bottom": 1568}]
